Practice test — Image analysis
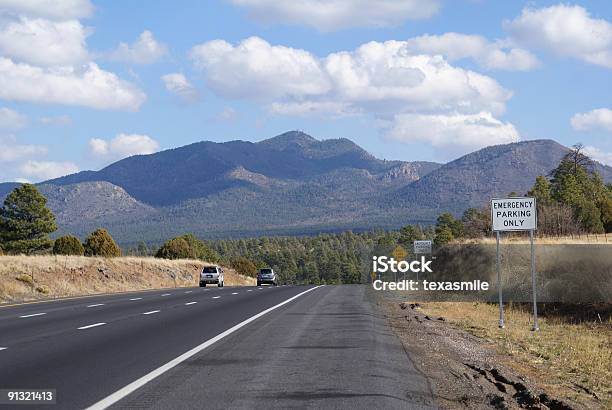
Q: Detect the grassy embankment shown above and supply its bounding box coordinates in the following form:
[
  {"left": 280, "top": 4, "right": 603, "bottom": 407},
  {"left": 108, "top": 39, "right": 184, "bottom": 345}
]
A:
[
  {"left": 420, "top": 301, "right": 611, "bottom": 407},
  {"left": 0, "top": 255, "right": 255, "bottom": 305}
]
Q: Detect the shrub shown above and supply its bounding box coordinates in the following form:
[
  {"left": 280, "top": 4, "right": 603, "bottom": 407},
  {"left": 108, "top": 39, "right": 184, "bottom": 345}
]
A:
[
  {"left": 84, "top": 228, "right": 121, "bottom": 257},
  {"left": 231, "top": 257, "right": 257, "bottom": 277},
  {"left": 0, "top": 245, "right": 3, "bottom": 255},
  {"left": 155, "top": 237, "right": 192, "bottom": 259},
  {"left": 53, "top": 235, "right": 85, "bottom": 256},
  {"left": 155, "top": 234, "right": 220, "bottom": 262}
]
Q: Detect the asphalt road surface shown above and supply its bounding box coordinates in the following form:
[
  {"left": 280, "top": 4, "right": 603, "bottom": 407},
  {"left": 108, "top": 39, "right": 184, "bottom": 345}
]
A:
[{"left": 0, "top": 285, "right": 435, "bottom": 409}]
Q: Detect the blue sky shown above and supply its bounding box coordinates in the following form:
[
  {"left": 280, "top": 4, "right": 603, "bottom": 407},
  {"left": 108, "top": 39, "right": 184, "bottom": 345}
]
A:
[{"left": 0, "top": 0, "right": 611, "bottom": 182}]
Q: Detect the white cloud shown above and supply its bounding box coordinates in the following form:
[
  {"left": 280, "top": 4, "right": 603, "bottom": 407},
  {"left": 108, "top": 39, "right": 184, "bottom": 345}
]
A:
[
  {"left": 0, "top": 107, "right": 27, "bottom": 129},
  {"left": 583, "top": 145, "right": 612, "bottom": 166},
  {"left": 88, "top": 133, "right": 160, "bottom": 160},
  {"left": 0, "top": 135, "right": 46, "bottom": 162},
  {"left": 571, "top": 108, "right": 612, "bottom": 133},
  {"left": 18, "top": 160, "right": 78, "bottom": 180},
  {"left": 505, "top": 4, "right": 612, "bottom": 68},
  {"left": 213, "top": 107, "right": 238, "bottom": 122},
  {"left": 161, "top": 73, "right": 199, "bottom": 102},
  {"left": 105, "top": 30, "right": 167, "bottom": 64},
  {"left": 39, "top": 115, "right": 72, "bottom": 126},
  {"left": 0, "top": 58, "right": 146, "bottom": 110},
  {"left": 404, "top": 33, "right": 540, "bottom": 71},
  {"left": 386, "top": 111, "right": 520, "bottom": 150},
  {"left": 229, "top": 0, "right": 440, "bottom": 31},
  {"left": 269, "top": 101, "right": 355, "bottom": 117},
  {"left": 0, "top": 17, "right": 89, "bottom": 66},
  {"left": 0, "top": 0, "right": 94, "bottom": 20},
  {"left": 191, "top": 37, "right": 512, "bottom": 116},
  {"left": 190, "top": 37, "right": 330, "bottom": 100}
]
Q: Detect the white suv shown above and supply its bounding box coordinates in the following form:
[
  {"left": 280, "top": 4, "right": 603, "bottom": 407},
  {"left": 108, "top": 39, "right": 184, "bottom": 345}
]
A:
[{"left": 200, "top": 266, "right": 224, "bottom": 287}]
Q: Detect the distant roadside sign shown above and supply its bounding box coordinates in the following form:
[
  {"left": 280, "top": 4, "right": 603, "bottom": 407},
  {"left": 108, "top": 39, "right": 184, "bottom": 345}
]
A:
[
  {"left": 413, "top": 240, "right": 432, "bottom": 254},
  {"left": 491, "top": 197, "right": 537, "bottom": 232}
]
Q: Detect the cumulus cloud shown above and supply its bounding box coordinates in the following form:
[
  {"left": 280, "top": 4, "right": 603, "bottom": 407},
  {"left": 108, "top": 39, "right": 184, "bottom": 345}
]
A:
[
  {"left": 505, "top": 4, "right": 612, "bottom": 68},
  {"left": 0, "top": 135, "right": 46, "bottom": 162},
  {"left": 0, "top": 0, "right": 94, "bottom": 20},
  {"left": 229, "top": 0, "right": 440, "bottom": 31},
  {"left": 161, "top": 73, "right": 199, "bottom": 103},
  {"left": 571, "top": 108, "right": 612, "bottom": 132},
  {"left": 0, "top": 58, "right": 146, "bottom": 110},
  {"left": 105, "top": 30, "right": 167, "bottom": 64},
  {"left": 386, "top": 112, "right": 520, "bottom": 151},
  {"left": 583, "top": 145, "right": 612, "bottom": 166},
  {"left": 18, "top": 160, "right": 78, "bottom": 180},
  {"left": 190, "top": 37, "right": 330, "bottom": 99},
  {"left": 0, "top": 107, "right": 27, "bottom": 129},
  {"left": 89, "top": 133, "right": 160, "bottom": 161},
  {"left": 0, "top": 17, "right": 89, "bottom": 66},
  {"left": 404, "top": 33, "right": 540, "bottom": 71}
]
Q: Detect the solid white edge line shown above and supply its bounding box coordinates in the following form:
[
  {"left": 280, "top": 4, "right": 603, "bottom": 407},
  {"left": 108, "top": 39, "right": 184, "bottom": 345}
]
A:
[
  {"left": 19, "top": 312, "right": 46, "bottom": 318},
  {"left": 87, "top": 304, "right": 105, "bottom": 308},
  {"left": 85, "top": 285, "right": 322, "bottom": 410},
  {"left": 143, "top": 310, "right": 160, "bottom": 315},
  {"left": 78, "top": 322, "right": 106, "bottom": 330},
  {"left": 184, "top": 302, "right": 197, "bottom": 305}
]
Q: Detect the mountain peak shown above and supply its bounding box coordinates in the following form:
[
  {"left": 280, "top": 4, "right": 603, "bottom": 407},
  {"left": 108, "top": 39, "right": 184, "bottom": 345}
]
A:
[{"left": 258, "top": 130, "right": 317, "bottom": 149}]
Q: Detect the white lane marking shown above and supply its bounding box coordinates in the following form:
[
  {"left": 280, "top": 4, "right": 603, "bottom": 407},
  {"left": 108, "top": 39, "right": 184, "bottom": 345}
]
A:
[
  {"left": 203, "top": 289, "right": 209, "bottom": 291},
  {"left": 87, "top": 303, "right": 105, "bottom": 308},
  {"left": 143, "top": 310, "right": 160, "bottom": 315},
  {"left": 212, "top": 296, "right": 221, "bottom": 299},
  {"left": 85, "top": 286, "right": 322, "bottom": 410},
  {"left": 247, "top": 289, "right": 253, "bottom": 292},
  {"left": 78, "top": 322, "right": 106, "bottom": 330},
  {"left": 184, "top": 302, "right": 197, "bottom": 306},
  {"left": 184, "top": 291, "right": 192, "bottom": 294},
  {"left": 161, "top": 294, "right": 171, "bottom": 297},
  {"left": 129, "top": 298, "right": 142, "bottom": 301},
  {"left": 257, "top": 288, "right": 263, "bottom": 290},
  {"left": 0, "top": 347, "right": 7, "bottom": 351},
  {"left": 19, "top": 312, "right": 46, "bottom": 318},
  {"left": 231, "top": 292, "right": 238, "bottom": 295}
]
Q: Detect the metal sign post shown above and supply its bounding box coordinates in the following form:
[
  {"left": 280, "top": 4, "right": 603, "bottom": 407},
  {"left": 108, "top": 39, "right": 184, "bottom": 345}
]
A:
[
  {"left": 496, "top": 231, "right": 504, "bottom": 328},
  {"left": 491, "top": 197, "right": 538, "bottom": 331}
]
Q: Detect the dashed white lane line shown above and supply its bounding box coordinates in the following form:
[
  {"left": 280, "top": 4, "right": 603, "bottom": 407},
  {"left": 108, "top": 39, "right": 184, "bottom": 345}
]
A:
[
  {"left": 143, "top": 310, "right": 160, "bottom": 315},
  {"left": 231, "top": 292, "right": 238, "bottom": 295},
  {"left": 212, "top": 296, "right": 221, "bottom": 299},
  {"left": 19, "top": 312, "right": 46, "bottom": 318},
  {"left": 257, "top": 288, "right": 263, "bottom": 290},
  {"left": 184, "top": 291, "right": 192, "bottom": 294},
  {"left": 247, "top": 289, "right": 253, "bottom": 292},
  {"left": 0, "top": 347, "right": 7, "bottom": 351},
  {"left": 185, "top": 302, "right": 197, "bottom": 306},
  {"left": 87, "top": 303, "right": 105, "bottom": 308},
  {"left": 161, "top": 294, "right": 171, "bottom": 297},
  {"left": 78, "top": 322, "right": 106, "bottom": 330},
  {"left": 129, "top": 298, "right": 142, "bottom": 301}
]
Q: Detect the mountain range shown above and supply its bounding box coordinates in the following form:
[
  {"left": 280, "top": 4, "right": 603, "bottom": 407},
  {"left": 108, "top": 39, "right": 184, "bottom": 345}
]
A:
[{"left": 1, "top": 131, "right": 611, "bottom": 246}]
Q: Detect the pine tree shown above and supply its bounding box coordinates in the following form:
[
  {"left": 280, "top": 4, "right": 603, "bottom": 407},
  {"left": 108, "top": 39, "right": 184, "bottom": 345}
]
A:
[
  {"left": 0, "top": 184, "right": 57, "bottom": 254},
  {"left": 84, "top": 228, "right": 121, "bottom": 257}
]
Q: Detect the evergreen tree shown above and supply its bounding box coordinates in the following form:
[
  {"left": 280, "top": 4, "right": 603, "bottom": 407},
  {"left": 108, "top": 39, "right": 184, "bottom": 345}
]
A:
[
  {"left": 0, "top": 184, "right": 57, "bottom": 254},
  {"left": 84, "top": 228, "right": 121, "bottom": 257},
  {"left": 155, "top": 237, "right": 192, "bottom": 259},
  {"left": 53, "top": 235, "right": 85, "bottom": 255},
  {"left": 528, "top": 176, "right": 553, "bottom": 205}
]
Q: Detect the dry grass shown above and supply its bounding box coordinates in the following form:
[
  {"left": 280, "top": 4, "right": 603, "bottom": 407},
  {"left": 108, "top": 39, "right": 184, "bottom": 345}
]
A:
[
  {"left": 420, "top": 301, "right": 612, "bottom": 407},
  {"left": 464, "top": 233, "right": 611, "bottom": 244},
  {"left": 0, "top": 255, "right": 255, "bottom": 304}
]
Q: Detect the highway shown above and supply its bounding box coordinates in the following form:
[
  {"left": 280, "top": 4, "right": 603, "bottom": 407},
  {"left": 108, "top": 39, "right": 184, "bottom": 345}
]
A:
[{"left": 0, "top": 285, "right": 435, "bottom": 409}]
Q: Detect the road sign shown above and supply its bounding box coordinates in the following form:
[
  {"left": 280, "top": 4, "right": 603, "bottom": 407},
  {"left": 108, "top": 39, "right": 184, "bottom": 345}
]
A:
[
  {"left": 413, "top": 240, "right": 432, "bottom": 254},
  {"left": 491, "top": 196, "right": 539, "bottom": 331},
  {"left": 491, "top": 197, "right": 537, "bottom": 232}
]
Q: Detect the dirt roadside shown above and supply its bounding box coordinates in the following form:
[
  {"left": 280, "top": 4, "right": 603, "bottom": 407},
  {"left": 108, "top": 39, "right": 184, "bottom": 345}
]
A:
[{"left": 375, "top": 292, "right": 604, "bottom": 409}]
